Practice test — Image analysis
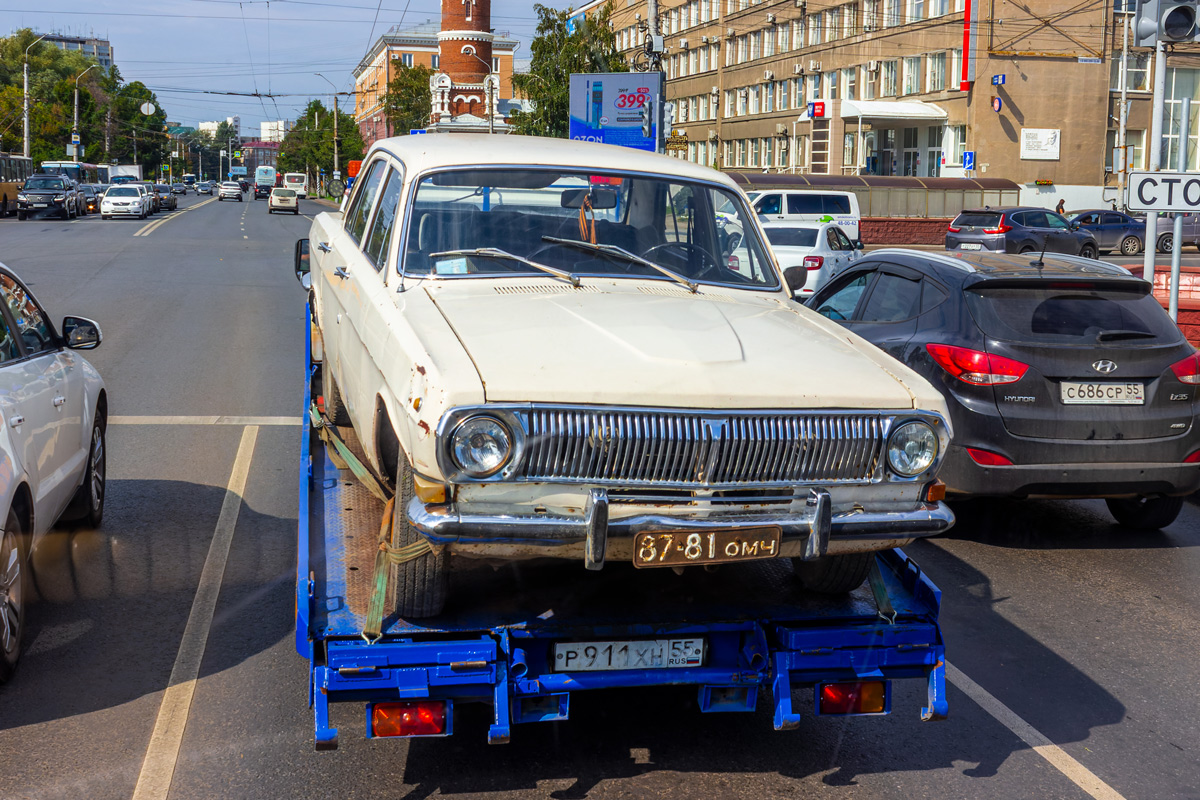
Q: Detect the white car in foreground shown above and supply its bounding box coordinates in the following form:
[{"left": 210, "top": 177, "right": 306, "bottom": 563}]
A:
[
  {"left": 100, "top": 185, "right": 148, "bottom": 219},
  {"left": 299, "top": 134, "right": 953, "bottom": 617},
  {"left": 268, "top": 187, "right": 299, "bottom": 214},
  {"left": 762, "top": 221, "right": 864, "bottom": 298},
  {"left": 0, "top": 262, "right": 106, "bottom": 682}
]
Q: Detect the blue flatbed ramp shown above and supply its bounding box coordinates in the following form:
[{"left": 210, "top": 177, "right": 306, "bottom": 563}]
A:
[{"left": 296, "top": 367, "right": 948, "bottom": 749}]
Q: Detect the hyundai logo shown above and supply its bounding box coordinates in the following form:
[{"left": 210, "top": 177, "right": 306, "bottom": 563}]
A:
[{"left": 1092, "top": 360, "right": 1118, "bottom": 374}]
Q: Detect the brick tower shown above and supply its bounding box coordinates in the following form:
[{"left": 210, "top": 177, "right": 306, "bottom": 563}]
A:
[{"left": 430, "top": 0, "right": 503, "bottom": 130}]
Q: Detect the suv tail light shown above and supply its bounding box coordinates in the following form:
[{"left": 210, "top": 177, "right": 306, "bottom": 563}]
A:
[
  {"left": 1170, "top": 353, "right": 1200, "bottom": 384},
  {"left": 926, "top": 343, "right": 1029, "bottom": 385},
  {"left": 983, "top": 215, "right": 1012, "bottom": 234},
  {"left": 967, "top": 448, "right": 1014, "bottom": 466},
  {"left": 947, "top": 223, "right": 961, "bottom": 233},
  {"left": 803, "top": 255, "right": 824, "bottom": 269}
]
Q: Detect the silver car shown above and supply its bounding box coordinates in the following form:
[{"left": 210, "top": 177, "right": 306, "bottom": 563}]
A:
[
  {"left": 762, "top": 221, "right": 863, "bottom": 298},
  {"left": 217, "top": 181, "right": 242, "bottom": 202},
  {"left": 946, "top": 206, "right": 1100, "bottom": 258}
]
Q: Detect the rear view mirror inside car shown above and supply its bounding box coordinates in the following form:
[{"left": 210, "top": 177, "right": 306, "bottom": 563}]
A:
[
  {"left": 295, "top": 238, "right": 311, "bottom": 289},
  {"left": 560, "top": 187, "right": 618, "bottom": 210}
]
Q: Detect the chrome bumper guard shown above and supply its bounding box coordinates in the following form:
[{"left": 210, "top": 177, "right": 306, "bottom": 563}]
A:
[{"left": 406, "top": 489, "right": 954, "bottom": 570}]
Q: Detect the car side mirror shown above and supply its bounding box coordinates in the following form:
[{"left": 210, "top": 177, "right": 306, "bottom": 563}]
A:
[
  {"left": 62, "top": 316, "right": 101, "bottom": 350},
  {"left": 1070, "top": 222, "right": 1080, "bottom": 230},
  {"left": 783, "top": 266, "right": 807, "bottom": 297},
  {"left": 854, "top": 239, "right": 865, "bottom": 250},
  {"left": 295, "top": 238, "right": 311, "bottom": 289}
]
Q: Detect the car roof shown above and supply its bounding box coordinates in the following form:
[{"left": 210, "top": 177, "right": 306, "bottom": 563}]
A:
[
  {"left": 371, "top": 133, "right": 740, "bottom": 190},
  {"left": 861, "top": 248, "right": 1136, "bottom": 284}
]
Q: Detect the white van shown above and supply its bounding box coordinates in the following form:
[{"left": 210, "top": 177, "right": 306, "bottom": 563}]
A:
[
  {"left": 284, "top": 172, "right": 308, "bottom": 198},
  {"left": 751, "top": 190, "right": 861, "bottom": 241}
]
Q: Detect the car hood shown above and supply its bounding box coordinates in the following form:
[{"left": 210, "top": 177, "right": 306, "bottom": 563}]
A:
[{"left": 423, "top": 279, "right": 929, "bottom": 410}]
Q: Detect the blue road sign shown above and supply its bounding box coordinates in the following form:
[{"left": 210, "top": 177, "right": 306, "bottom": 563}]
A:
[
  {"left": 409, "top": 129, "right": 428, "bottom": 135},
  {"left": 963, "top": 151, "right": 976, "bottom": 170},
  {"left": 992, "top": 74, "right": 1005, "bottom": 85}
]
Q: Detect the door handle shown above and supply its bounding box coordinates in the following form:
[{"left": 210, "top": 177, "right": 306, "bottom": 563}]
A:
[
  {"left": 53, "top": 396, "right": 67, "bottom": 408},
  {"left": 317, "top": 241, "right": 333, "bottom": 253},
  {"left": 9, "top": 415, "right": 23, "bottom": 427},
  {"left": 333, "top": 266, "right": 350, "bottom": 280}
]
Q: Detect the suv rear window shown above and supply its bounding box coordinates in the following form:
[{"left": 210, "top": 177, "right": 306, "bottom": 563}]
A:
[
  {"left": 953, "top": 212, "right": 1002, "bottom": 227},
  {"left": 966, "top": 284, "right": 1183, "bottom": 345}
]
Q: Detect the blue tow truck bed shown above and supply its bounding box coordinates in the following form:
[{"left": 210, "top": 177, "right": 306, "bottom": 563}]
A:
[{"left": 296, "top": 361, "right": 949, "bottom": 750}]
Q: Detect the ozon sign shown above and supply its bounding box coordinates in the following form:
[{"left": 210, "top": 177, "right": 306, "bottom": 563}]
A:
[{"left": 1127, "top": 171, "right": 1200, "bottom": 212}]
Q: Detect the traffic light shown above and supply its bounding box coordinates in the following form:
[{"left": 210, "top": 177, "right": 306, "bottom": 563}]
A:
[
  {"left": 641, "top": 98, "right": 654, "bottom": 138},
  {"left": 1134, "top": 0, "right": 1200, "bottom": 46}
]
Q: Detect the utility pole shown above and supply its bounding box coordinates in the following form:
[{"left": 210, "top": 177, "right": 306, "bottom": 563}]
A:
[
  {"left": 1117, "top": 13, "right": 1130, "bottom": 211},
  {"left": 73, "top": 64, "right": 97, "bottom": 163},
  {"left": 23, "top": 33, "right": 47, "bottom": 158},
  {"left": 1143, "top": 40, "right": 1167, "bottom": 282},
  {"left": 315, "top": 73, "right": 340, "bottom": 177}
]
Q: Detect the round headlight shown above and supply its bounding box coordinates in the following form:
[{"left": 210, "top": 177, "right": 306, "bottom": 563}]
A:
[
  {"left": 887, "top": 421, "right": 938, "bottom": 477},
  {"left": 450, "top": 416, "right": 512, "bottom": 477}
]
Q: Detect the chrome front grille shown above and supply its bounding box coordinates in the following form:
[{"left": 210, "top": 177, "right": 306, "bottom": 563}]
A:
[{"left": 520, "top": 408, "right": 886, "bottom": 486}]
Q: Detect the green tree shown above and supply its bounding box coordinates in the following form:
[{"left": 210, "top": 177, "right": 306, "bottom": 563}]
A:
[
  {"left": 382, "top": 60, "right": 433, "bottom": 134},
  {"left": 509, "top": 3, "right": 627, "bottom": 139},
  {"left": 279, "top": 99, "right": 365, "bottom": 195}
]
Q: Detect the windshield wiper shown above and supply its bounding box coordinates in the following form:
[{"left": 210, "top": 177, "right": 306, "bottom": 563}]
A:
[
  {"left": 541, "top": 236, "right": 698, "bottom": 294},
  {"left": 428, "top": 247, "right": 580, "bottom": 287},
  {"left": 1096, "top": 329, "right": 1157, "bottom": 342}
]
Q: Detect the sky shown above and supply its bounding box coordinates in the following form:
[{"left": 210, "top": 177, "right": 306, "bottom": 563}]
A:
[{"left": 3, "top": 0, "right": 575, "bottom": 135}]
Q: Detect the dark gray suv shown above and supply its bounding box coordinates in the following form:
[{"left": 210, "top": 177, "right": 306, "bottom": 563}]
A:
[{"left": 946, "top": 206, "right": 1099, "bottom": 259}]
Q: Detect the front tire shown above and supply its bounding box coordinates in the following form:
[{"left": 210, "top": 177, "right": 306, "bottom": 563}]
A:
[
  {"left": 1079, "top": 244, "right": 1098, "bottom": 259},
  {"left": 792, "top": 552, "right": 873, "bottom": 594},
  {"left": 322, "top": 368, "right": 352, "bottom": 426},
  {"left": 64, "top": 414, "right": 106, "bottom": 527},
  {"left": 1106, "top": 496, "right": 1184, "bottom": 530},
  {"left": 1158, "top": 233, "right": 1174, "bottom": 254},
  {"left": 1120, "top": 236, "right": 1142, "bottom": 256},
  {"left": 16, "top": 212, "right": 25, "bottom": 221},
  {"left": 0, "top": 509, "right": 27, "bottom": 683},
  {"left": 388, "top": 452, "right": 448, "bottom": 618}
]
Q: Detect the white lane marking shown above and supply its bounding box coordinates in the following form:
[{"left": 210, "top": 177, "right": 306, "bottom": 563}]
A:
[
  {"left": 946, "top": 663, "right": 1127, "bottom": 800},
  {"left": 134, "top": 197, "right": 218, "bottom": 237},
  {"left": 110, "top": 415, "right": 298, "bottom": 426},
  {"left": 130, "top": 426, "right": 259, "bottom": 800}
]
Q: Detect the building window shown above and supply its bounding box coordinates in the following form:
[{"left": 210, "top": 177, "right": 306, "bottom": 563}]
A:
[
  {"left": 778, "top": 80, "right": 789, "bottom": 111},
  {"left": 825, "top": 9, "right": 840, "bottom": 41},
  {"left": 808, "top": 73, "right": 822, "bottom": 99},
  {"left": 903, "top": 56, "right": 922, "bottom": 94},
  {"left": 864, "top": 65, "right": 878, "bottom": 99},
  {"left": 737, "top": 89, "right": 748, "bottom": 115},
  {"left": 764, "top": 82, "right": 775, "bottom": 112},
  {"left": 750, "top": 86, "right": 761, "bottom": 114},
  {"left": 843, "top": 133, "right": 857, "bottom": 167},
  {"left": 401, "top": 53, "right": 414, "bottom": 67},
  {"left": 863, "top": 0, "right": 879, "bottom": 30},
  {"left": 882, "top": 60, "right": 898, "bottom": 96},
  {"left": 749, "top": 138, "right": 759, "bottom": 167},
  {"left": 1111, "top": 52, "right": 1151, "bottom": 91},
  {"left": 949, "top": 49, "right": 962, "bottom": 89},
  {"left": 907, "top": 0, "right": 925, "bottom": 22},
  {"left": 882, "top": 0, "right": 901, "bottom": 27},
  {"left": 432, "top": 55, "right": 440, "bottom": 69},
  {"left": 844, "top": 3, "right": 859, "bottom": 36},
  {"left": 929, "top": 0, "right": 949, "bottom": 16},
  {"left": 737, "top": 139, "right": 746, "bottom": 167},
  {"left": 926, "top": 125, "right": 944, "bottom": 176},
  {"left": 826, "top": 71, "right": 839, "bottom": 100},
  {"left": 809, "top": 14, "right": 822, "bottom": 45},
  {"left": 927, "top": 52, "right": 946, "bottom": 91},
  {"left": 764, "top": 137, "right": 774, "bottom": 168},
  {"left": 842, "top": 68, "right": 857, "bottom": 100},
  {"left": 796, "top": 78, "right": 805, "bottom": 108}
]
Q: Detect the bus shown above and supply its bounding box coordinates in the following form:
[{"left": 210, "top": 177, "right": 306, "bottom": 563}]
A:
[
  {"left": 182, "top": 173, "right": 197, "bottom": 187},
  {"left": 1, "top": 153, "right": 34, "bottom": 216},
  {"left": 283, "top": 172, "right": 308, "bottom": 198},
  {"left": 37, "top": 161, "right": 106, "bottom": 185},
  {"left": 254, "top": 165, "right": 277, "bottom": 199}
]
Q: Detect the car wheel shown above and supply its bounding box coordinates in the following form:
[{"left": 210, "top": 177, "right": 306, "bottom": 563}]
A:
[
  {"left": 1018, "top": 246, "right": 1035, "bottom": 254},
  {"left": 791, "top": 552, "right": 873, "bottom": 594},
  {"left": 388, "top": 451, "right": 448, "bottom": 618},
  {"left": 64, "top": 414, "right": 106, "bottom": 527},
  {"left": 0, "top": 508, "right": 27, "bottom": 684},
  {"left": 1120, "top": 236, "right": 1142, "bottom": 256},
  {"left": 1079, "top": 244, "right": 1098, "bottom": 259},
  {"left": 322, "top": 368, "right": 352, "bottom": 426},
  {"left": 1106, "top": 496, "right": 1184, "bottom": 530},
  {"left": 16, "top": 212, "right": 25, "bottom": 221},
  {"left": 1158, "top": 233, "right": 1174, "bottom": 253},
  {"left": 294, "top": 209, "right": 300, "bottom": 215}
]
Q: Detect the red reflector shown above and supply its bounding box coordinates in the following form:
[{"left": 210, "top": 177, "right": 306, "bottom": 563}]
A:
[
  {"left": 947, "top": 224, "right": 961, "bottom": 233},
  {"left": 1170, "top": 353, "right": 1200, "bottom": 385},
  {"left": 371, "top": 701, "right": 447, "bottom": 737},
  {"left": 926, "top": 343, "right": 1029, "bottom": 385},
  {"left": 983, "top": 215, "right": 1012, "bottom": 234},
  {"left": 1185, "top": 450, "right": 1200, "bottom": 463},
  {"left": 967, "top": 447, "right": 1014, "bottom": 466},
  {"left": 803, "top": 255, "right": 824, "bottom": 269},
  {"left": 819, "top": 681, "right": 887, "bottom": 715}
]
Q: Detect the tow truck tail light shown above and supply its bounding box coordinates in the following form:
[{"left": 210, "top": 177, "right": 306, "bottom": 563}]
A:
[
  {"left": 370, "top": 700, "right": 449, "bottom": 737},
  {"left": 967, "top": 448, "right": 1014, "bottom": 466},
  {"left": 1169, "top": 353, "right": 1200, "bottom": 384},
  {"left": 817, "top": 681, "right": 888, "bottom": 715},
  {"left": 983, "top": 215, "right": 1012, "bottom": 234},
  {"left": 803, "top": 255, "right": 824, "bottom": 269},
  {"left": 927, "top": 343, "right": 1029, "bottom": 385}
]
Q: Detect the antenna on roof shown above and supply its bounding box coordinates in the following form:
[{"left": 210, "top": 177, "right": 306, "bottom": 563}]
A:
[{"left": 1030, "top": 238, "right": 1048, "bottom": 269}]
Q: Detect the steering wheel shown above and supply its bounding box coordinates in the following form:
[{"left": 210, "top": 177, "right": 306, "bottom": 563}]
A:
[{"left": 641, "top": 242, "right": 723, "bottom": 281}]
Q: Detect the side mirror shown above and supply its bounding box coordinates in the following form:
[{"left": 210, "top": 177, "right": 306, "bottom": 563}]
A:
[
  {"left": 295, "top": 238, "right": 311, "bottom": 290},
  {"left": 1070, "top": 222, "right": 1080, "bottom": 231},
  {"left": 783, "top": 266, "right": 807, "bottom": 297},
  {"left": 62, "top": 316, "right": 101, "bottom": 350},
  {"left": 854, "top": 239, "right": 865, "bottom": 250}
]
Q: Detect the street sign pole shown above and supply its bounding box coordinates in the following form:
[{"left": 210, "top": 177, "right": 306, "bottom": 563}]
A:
[
  {"left": 1144, "top": 40, "right": 1168, "bottom": 282},
  {"left": 1170, "top": 96, "right": 1190, "bottom": 321}
]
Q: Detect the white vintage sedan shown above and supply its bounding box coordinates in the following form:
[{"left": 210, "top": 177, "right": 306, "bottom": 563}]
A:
[
  {"left": 300, "top": 135, "right": 953, "bottom": 617},
  {"left": 0, "top": 262, "right": 106, "bottom": 682}
]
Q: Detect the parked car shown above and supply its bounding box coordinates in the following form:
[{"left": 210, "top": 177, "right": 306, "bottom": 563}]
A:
[
  {"left": 78, "top": 184, "right": 100, "bottom": 214},
  {"left": 196, "top": 182, "right": 213, "bottom": 195},
  {"left": 155, "top": 184, "right": 177, "bottom": 211},
  {"left": 806, "top": 248, "right": 1200, "bottom": 529},
  {"left": 218, "top": 181, "right": 243, "bottom": 201},
  {"left": 751, "top": 189, "right": 863, "bottom": 242},
  {"left": 0, "top": 262, "right": 106, "bottom": 682},
  {"left": 1151, "top": 212, "right": 1200, "bottom": 254},
  {"left": 762, "top": 221, "right": 863, "bottom": 298},
  {"left": 15, "top": 174, "right": 80, "bottom": 220},
  {"left": 299, "top": 134, "right": 954, "bottom": 617},
  {"left": 170, "top": 183, "right": 187, "bottom": 195},
  {"left": 100, "top": 185, "right": 148, "bottom": 219},
  {"left": 1068, "top": 209, "right": 1144, "bottom": 256},
  {"left": 268, "top": 187, "right": 299, "bottom": 214},
  {"left": 946, "top": 207, "right": 1100, "bottom": 258},
  {"left": 137, "top": 182, "right": 160, "bottom": 213}
]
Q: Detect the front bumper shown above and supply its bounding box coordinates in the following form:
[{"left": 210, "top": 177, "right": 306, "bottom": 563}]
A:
[
  {"left": 406, "top": 489, "right": 954, "bottom": 569},
  {"left": 102, "top": 204, "right": 141, "bottom": 216}
]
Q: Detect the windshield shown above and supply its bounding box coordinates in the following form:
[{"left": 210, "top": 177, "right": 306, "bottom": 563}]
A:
[
  {"left": 25, "top": 177, "right": 64, "bottom": 190},
  {"left": 107, "top": 187, "right": 138, "bottom": 197},
  {"left": 764, "top": 228, "right": 819, "bottom": 247},
  {"left": 403, "top": 168, "right": 778, "bottom": 290}
]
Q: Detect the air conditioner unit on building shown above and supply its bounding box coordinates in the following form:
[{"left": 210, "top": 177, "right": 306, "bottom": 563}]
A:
[
  {"left": 680, "top": 38, "right": 689, "bottom": 48},
  {"left": 793, "top": 63, "right": 804, "bottom": 74},
  {"left": 726, "top": 27, "right": 736, "bottom": 37},
  {"left": 795, "top": 0, "right": 805, "bottom": 8},
  {"left": 711, "top": 85, "right": 720, "bottom": 95},
  {"left": 808, "top": 59, "right": 822, "bottom": 72},
  {"left": 767, "top": 12, "right": 776, "bottom": 22},
  {"left": 700, "top": 35, "right": 710, "bottom": 43},
  {"left": 764, "top": 69, "right": 775, "bottom": 81},
  {"left": 635, "top": 12, "right": 641, "bottom": 20},
  {"left": 867, "top": 60, "right": 879, "bottom": 71},
  {"left": 776, "top": 123, "right": 788, "bottom": 135},
  {"left": 709, "top": 128, "right": 719, "bottom": 140}
]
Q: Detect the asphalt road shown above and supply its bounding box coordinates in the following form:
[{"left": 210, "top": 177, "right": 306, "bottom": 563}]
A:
[{"left": 0, "top": 201, "right": 1198, "bottom": 800}]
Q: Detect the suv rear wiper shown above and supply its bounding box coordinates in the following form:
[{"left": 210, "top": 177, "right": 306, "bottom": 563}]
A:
[
  {"left": 541, "top": 236, "right": 698, "bottom": 294},
  {"left": 429, "top": 248, "right": 580, "bottom": 287},
  {"left": 1096, "top": 329, "right": 1157, "bottom": 342}
]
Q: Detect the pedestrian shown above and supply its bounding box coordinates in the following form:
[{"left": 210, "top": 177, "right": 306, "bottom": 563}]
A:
[{"left": 1055, "top": 199, "right": 1065, "bottom": 216}]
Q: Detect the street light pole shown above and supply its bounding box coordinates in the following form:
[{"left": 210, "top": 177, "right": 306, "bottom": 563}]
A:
[
  {"left": 462, "top": 49, "right": 496, "bottom": 134},
  {"left": 23, "top": 33, "right": 48, "bottom": 158},
  {"left": 73, "top": 64, "right": 97, "bottom": 163},
  {"left": 315, "top": 74, "right": 340, "bottom": 179}
]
